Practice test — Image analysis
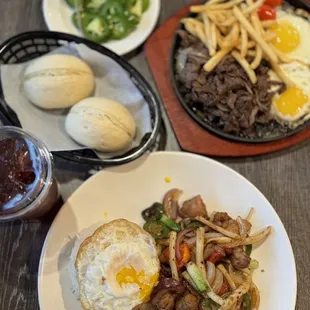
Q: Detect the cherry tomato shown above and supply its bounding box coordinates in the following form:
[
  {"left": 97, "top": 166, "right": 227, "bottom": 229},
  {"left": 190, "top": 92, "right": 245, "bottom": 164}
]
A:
[
  {"left": 207, "top": 251, "right": 224, "bottom": 264},
  {"left": 218, "top": 280, "right": 229, "bottom": 296},
  {"left": 264, "top": 0, "right": 283, "bottom": 7},
  {"left": 258, "top": 4, "right": 276, "bottom": 20}
]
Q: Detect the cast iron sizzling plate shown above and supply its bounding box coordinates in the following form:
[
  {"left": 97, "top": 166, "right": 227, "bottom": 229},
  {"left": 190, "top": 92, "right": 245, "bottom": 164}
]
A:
[
  {"left": 0, "top": 31, "right": 162, "bottom": 166},
  {"left": 170, "top": 0, "right": 310, "bottom": 143}
]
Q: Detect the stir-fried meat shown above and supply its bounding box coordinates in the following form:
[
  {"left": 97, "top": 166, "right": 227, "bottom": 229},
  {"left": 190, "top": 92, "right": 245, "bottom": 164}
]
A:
[
  {"left": 213, "top": 212, "right": 231, "bottom": 223},
  {"left": 175, "top": 293, "right": 200, "bottom": 310},
  {"left": 152, "top": 292, "right": 175, "bottom": 310},
  {"left": 181, "top": 195, "right": 208, "bottom": 218},
  {"left": 230, "top": 247, "right": 251, "bottom": 269},
  {"left": 133, "top": 304, "right": 157, "bottom": 310},
  {"left": 175, "top": 30, "right": 285, "bottom": 137},
  {"left": 213, "top": 212, "right": 252, "bottom": 234}
]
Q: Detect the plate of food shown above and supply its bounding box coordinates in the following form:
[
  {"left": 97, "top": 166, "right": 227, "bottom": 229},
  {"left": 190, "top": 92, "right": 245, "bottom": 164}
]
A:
[
  {"left": 38, "top": 152, "right": 296, "bottom": 309},
  {"left": 42, "top": 0, "right": 161, "bottom": 55},
  {"left": 171, "top": 0, "right": 310, "bottom": 142}
]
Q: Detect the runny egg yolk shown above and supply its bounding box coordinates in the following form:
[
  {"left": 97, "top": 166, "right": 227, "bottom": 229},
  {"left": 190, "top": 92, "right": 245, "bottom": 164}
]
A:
[
  {"left": 274, "top": 87, "right": 308, "bottom": 116},
  {"left": 271, "top": 22, "right": 300, "bottom": 53},
  {"left": 116, "top": 266, "right": 158, "bottom": 301}
]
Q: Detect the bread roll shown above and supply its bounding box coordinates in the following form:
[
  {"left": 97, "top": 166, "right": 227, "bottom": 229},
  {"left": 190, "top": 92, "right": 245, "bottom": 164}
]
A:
[
  {"left": 23, "top": 54, "right": 95, "bottom": 109},
  {"left": 65, "top": 97, "right": 136, "bottom": 152}
]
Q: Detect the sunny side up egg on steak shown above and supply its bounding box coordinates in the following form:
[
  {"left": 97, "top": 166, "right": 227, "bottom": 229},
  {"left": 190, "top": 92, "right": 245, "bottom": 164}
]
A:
[{"left": 268, "top": 9, "right": 310, "bottom": 128}]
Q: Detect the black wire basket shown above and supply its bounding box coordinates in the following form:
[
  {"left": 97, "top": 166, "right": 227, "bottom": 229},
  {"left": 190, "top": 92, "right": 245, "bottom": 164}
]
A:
[{"left": 0, "top": 31, "right": 163, "bottom": 166}]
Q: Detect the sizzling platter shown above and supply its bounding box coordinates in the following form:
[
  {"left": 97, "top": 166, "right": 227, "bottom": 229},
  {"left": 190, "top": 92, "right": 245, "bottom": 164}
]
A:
[{"left": 171, "top": 0, "right": 310, "bottom": 142}]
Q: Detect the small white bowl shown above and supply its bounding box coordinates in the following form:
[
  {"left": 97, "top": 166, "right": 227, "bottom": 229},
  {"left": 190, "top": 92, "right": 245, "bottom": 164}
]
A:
[{"left": 42, "top": 0, "right": 161, "bottom": 55}]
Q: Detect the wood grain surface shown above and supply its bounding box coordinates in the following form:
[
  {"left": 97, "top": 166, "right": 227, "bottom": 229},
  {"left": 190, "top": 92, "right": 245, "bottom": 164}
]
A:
[{"left": 0, "top": 0, "right": 308, "bottom": 309}]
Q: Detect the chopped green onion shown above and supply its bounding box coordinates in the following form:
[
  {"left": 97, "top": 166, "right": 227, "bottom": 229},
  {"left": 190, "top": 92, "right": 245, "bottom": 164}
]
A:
[
  {"left": 182, "top": 271, "right": 199, "bottom": 291},
  {"left": 186, "top": 262, "right": 211, "bottom": 292},
  {"left": 249, "top": 259, "right": 259, "bottom": 270},
  {"left": 160, "top": 214, "right": 181, "bottom": 232}
]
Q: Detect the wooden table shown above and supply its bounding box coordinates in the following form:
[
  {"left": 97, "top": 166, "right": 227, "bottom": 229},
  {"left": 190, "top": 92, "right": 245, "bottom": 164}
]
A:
[{"left": 0, "top": 0, "right": 309, "bottom": 309}]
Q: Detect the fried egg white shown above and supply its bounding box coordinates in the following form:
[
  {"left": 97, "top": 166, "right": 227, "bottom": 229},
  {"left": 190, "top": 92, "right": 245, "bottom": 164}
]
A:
[
  {"left": 271, "top": 9, "right": 310, "bottom": 64},
  {"left": 269, "top": 62, "right": 310, "bottom": 127},
  {"left": 75, "top": 219, "right": 160, "bottom": 310}
]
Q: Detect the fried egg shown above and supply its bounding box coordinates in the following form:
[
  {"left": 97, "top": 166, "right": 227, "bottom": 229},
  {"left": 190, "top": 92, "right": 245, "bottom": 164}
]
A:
[
  {"left": 269, "top": 62, "right": 310, "bottom": 127},
  {"left": 75, "top": 219, "right": 160, "bottom": 310},
  {"left": 271, "top": 9, "right": 310, "bottom": 64}
]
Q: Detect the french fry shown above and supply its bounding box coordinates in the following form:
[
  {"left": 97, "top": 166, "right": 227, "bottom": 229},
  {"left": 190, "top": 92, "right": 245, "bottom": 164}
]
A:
[
  {"left": 211, "top": 22, "right": 218, "bottom": 52},
  {"left": 243, "top": 0, "right": 264, "bottom": 15},
  {"left": 216, "top": 27, "right": 224, "bottom": 48},
  {"left": 236, "top": 40, "right": 256, "bottom": 49},
  {"left": 190, "top": 0, "right": 227, "bottom": 13},
  {"left": 261, "top": 20, "right": 277, "bottom": 28},
  {"left": 202, "top": 13, "right": 215, "bottom": 55},
  {"left": 251, "top": 14, "right": 264, "bottom": 35},
  {"left": 182, "top": 18, "right": 208, "bottom": 47},
  {"left": 232, "top": 50, "right": 257, "bottom": 84},
  {"left": 219, "top": 25, "right": 229, "bottom": 35},
  {"left": 250, "top": 45, "right": 262, "bottom": 69},
  {"left": 264, "top": 31, "right": 277, "bottom": 42},
  {"left": 246, "top": 49, "right": 256, "bottom": 57},
  {"left": 219, "top": 0, "right": 264, "bottom": 26},
  {"left": 208, "top": 0, "right": 228, "bottom": 4},
  {"left": 240, "top": 26, "right": 248, "bottom": 58},
  {"left": 247, "top": 40, "right": 256, "bottom": 49},
  {"left": 204, "top": 48, "right": 232, "bottom": 71},
  {"left": 190, "top": 4, "right": 209, "bottom": 13},
  {"left": 233, "top": 6, "right": 278, "bottom": 63},
  {"left": 222, "top": 23, "right": 240, "bottom": 49},
  {"left": 207, "top": 0, "right": 243, "bottom": 10}
]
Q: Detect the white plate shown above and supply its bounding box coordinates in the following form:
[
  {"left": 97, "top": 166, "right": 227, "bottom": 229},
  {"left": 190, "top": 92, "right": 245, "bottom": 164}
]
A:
[
  {"left": 38, "top": 152, "right": 297, "bottom": 310},
  {"left": 42, "top": 0, "right": 161, "bottom": 55}
]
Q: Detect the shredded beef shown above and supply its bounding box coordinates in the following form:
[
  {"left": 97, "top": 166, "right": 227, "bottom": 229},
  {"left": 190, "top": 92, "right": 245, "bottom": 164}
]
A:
[{"left": 175, "top": 30, "right": 286, "bottom": 137}]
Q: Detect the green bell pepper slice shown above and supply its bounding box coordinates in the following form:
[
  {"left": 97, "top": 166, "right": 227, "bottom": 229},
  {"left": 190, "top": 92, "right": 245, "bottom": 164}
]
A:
[
  {"left": 72, "top": 12, "right": 111, "bottom": 43},
  {"left": 143, "top": 220, "right": 170, "bottom": 240},
  {"left": 160, "top": 214, "right": 181, "bottom": 232},
  {"left": 109, "top": 14, "right": 132, "bottom": 40},
  {"left": 100, "top": 0, "right": 125, "bottom": 17},
  {"left": 242, "top": 293, "right": 251, "bottom": 310}
]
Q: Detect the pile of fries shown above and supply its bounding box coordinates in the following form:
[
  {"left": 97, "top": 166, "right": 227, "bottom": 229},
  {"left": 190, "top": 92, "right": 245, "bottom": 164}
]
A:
[{"left": 182, "top": 0, "right": 294, "bottom": 86}]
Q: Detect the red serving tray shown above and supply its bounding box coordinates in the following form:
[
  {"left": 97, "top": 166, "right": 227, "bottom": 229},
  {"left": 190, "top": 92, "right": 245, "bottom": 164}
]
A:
[{"left": 144, "top": 2, "right": 310, "bottom": 156}]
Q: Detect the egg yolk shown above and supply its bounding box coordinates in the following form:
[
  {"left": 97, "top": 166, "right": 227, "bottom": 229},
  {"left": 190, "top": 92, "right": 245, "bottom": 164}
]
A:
[
  {"left": 116, "top": 266, "right": 158, "bottom": 301},
  {"left": 274, "top": 87, "right": 308, "bottom": 116},
  {"left": 271, "top": 22, "right": 300, "bottom": 53}
]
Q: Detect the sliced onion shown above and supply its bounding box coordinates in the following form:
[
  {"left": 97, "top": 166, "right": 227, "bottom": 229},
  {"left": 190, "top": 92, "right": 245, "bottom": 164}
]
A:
[
  {"left": 207, "top": 261, "right": 216, "bottom": 285},
  {"left": 204, "top": 247, "right": 214, "bottom": 260},
  {"left": 205, "top": 232, "right": 225, "bottom": 239},
  {"left": 228, "top": 264, "right": 247, "bottom": 285},
  {"left": 212, "top": 268, "right": 224, "bottom": 294},
  {"left": 185, "top": 231, "right": 196, "bottom": 238},
  {"left": 176, "top": 228, "right": 194, "bottom": 261},
  {"left": 185, "top": 236, "right": 197, "bottom": 246}
]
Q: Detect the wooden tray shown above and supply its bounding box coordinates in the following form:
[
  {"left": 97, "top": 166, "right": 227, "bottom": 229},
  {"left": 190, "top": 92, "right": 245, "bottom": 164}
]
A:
[{"left": 144, "top": 2, "right": 310, "bottom": 157}]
